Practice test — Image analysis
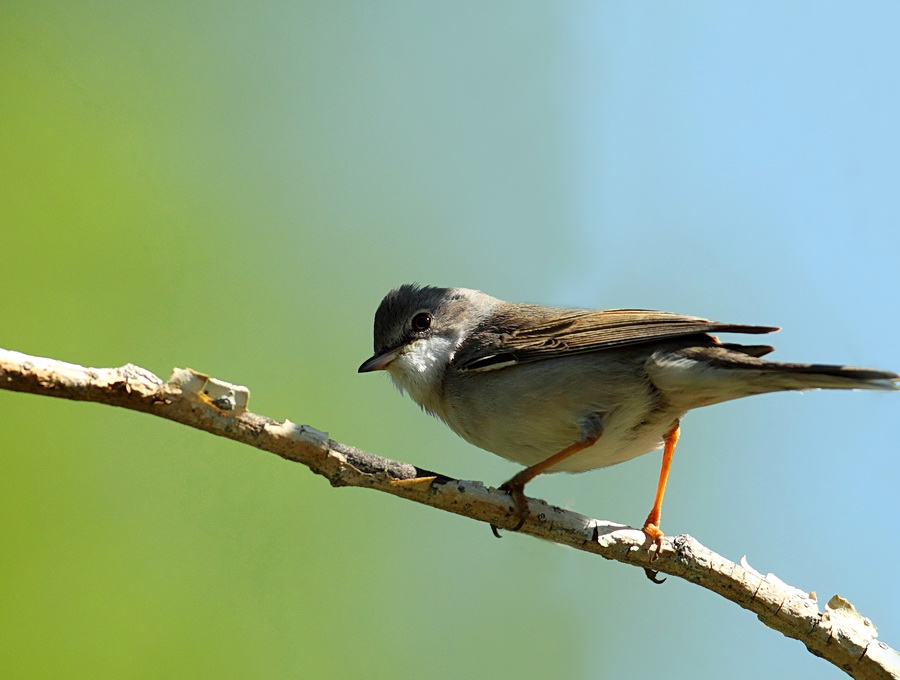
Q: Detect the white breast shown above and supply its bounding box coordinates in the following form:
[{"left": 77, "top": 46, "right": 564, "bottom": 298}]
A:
[{"left": 386, "top": 336, "right": 459, "bottom": 417}]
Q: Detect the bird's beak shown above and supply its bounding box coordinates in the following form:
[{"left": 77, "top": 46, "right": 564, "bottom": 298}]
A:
[{"left": 358, "top": 347, "right": 401, "bottom": 373}]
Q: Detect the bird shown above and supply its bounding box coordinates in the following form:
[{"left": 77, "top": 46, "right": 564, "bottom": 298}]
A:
[{"left": 358, "top": 284, "right": 899, "bottom": 551}]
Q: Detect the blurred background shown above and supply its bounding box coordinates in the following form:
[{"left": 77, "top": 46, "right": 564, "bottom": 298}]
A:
[{"left": 2, "top": 2, "right": 898, "bottom": 678}]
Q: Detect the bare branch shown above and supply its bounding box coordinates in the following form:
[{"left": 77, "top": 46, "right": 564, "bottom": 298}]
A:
[{"left": 1, "top": 347, "right": 898, "bottom": 680}]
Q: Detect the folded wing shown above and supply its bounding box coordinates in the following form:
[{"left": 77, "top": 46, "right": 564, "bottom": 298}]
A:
[{"left": 454, "top": 308, "right": 779, "bottom": 372}]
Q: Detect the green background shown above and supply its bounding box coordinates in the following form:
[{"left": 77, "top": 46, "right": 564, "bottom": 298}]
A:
[{"left": 2, "top": 3, "right": 898, "bottom": 679}]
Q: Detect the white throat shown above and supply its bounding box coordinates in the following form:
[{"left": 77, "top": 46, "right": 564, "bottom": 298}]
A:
[{"left": 386, "top": 335, "right": 457, "bottom": 416}]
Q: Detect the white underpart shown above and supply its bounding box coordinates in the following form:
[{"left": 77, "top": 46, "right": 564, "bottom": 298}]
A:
[{"left": 387, "top": 336, "right": 458, "bottom": 416}]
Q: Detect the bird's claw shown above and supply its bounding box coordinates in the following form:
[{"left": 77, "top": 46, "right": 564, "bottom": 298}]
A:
[
  {"left": 643, "top": 568, "right": 666, "bottom": 584},
  {"left": 490, "top": 481, "right": 529, "bottom": 537},
  {"left": 642, "top": 521, "right": 664, "bottom": 561},
  {"left": 641, "top": 521, "right": 666, "bottom": 583}
]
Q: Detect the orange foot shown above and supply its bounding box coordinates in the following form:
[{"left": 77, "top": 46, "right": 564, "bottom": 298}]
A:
[
  {"left": 641, "top": 521, "right": 666, "bottom": 584},
  {"left": 642, "top": 520, "right": 664, "bottom": 556},
  {"left": 490, "top": 481, "right": 529, "bottom": 537},
  {"left": 641, "top": 515, "right": 668, "bottom": 583}
]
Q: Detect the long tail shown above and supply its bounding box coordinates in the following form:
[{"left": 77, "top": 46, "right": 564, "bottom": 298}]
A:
[
  {"left": 655, "top": 345, "right": 899, "bottom": 406},
  {"left": 751, "top": 361, "right": 899, "bottom": 391}
]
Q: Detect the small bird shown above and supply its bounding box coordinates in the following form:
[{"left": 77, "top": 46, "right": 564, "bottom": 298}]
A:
[{"left": 358, "top": 284, "right": 898, "bottom": 549}]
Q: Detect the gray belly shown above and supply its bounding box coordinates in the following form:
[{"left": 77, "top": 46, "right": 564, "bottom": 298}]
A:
[{"left": 438, "top": 351, "right": 682, "bottom": 472}]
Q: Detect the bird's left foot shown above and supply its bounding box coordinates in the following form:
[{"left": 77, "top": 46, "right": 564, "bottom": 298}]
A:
[{"left": 490, "top": 481, "right": 529, "bottom": 537}]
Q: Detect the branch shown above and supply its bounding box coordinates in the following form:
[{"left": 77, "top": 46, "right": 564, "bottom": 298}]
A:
[{"left": 1, "top": 347, "right": 898, "bottom": 679}]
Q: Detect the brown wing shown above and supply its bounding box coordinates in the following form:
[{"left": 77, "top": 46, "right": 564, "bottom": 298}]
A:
[{"left": 454, "top": 307, "right": 779, "bottom": 371}]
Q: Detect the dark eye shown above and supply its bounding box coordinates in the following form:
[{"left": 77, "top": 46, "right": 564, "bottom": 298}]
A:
[{"left": 411, "top": 311, "right": 432, "bottom": 332}]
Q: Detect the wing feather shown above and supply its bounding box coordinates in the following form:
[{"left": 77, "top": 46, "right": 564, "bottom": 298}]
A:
[{"left": 453, "top": 307, "right": 778, "bottom": 372}]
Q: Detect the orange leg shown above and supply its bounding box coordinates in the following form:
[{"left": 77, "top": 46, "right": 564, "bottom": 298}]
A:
[
  {"left": 493, "top": 423, "right": 603, "bottom": 535},
  {"left": 642, "top": 421, "right": 681, "bottom": 555}
]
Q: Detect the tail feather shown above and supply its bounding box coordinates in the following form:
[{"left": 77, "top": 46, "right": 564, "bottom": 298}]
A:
[
  {"left": 653, "top": 345, "right": 900, "bottom": 407},
  {"left": 719, "top": 343, "right": 776, "bottom": 358},
  {"left": 753, "top": 361, "right": 900, "bottom": 391},
  {"left": 696, "top": 344, "right": 900, "bottom": 391}
]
